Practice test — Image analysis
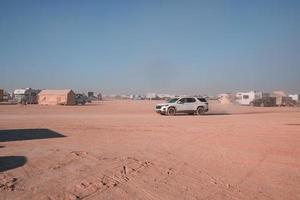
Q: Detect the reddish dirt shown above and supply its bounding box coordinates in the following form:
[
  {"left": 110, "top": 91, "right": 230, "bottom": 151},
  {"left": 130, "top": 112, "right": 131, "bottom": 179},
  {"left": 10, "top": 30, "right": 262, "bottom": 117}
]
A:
[{"left": 0, "top": 100, "right": 300, "bottom": 200}]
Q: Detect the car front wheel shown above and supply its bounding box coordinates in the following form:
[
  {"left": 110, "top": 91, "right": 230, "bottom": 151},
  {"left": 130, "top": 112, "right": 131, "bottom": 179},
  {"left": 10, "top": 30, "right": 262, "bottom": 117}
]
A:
[{"left": 167, "top": 107, "right": 176, "bottom": 116}]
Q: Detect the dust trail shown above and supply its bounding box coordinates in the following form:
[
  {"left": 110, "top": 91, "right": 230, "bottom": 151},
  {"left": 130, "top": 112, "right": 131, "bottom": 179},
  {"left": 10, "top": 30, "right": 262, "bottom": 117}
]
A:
[{"left": 207, "top": 100, "right": 238, "bottom": 115}]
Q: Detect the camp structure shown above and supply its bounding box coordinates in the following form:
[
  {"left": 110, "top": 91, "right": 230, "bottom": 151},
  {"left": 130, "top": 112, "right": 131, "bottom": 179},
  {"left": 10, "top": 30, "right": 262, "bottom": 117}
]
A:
[
  {"left": 271, "top": 91, "right": 295, "bottom": 106},
  {"left": 146, "top": 93, "right": 159, "bottom": 100},
  {"left": 0, "top": 89, "right": 3, "bottom": 102},
  {"left": 289, "top": 94, "right": 300, "bottom": 103},
  {"left": 236, "top": 91, "right": 264, "bottom": 105},
  {"left": 14, "top": 88, "right": 40, "bottom": 104},
  {"left": 38, "top": 89, "right": 76, "bottom": 105}
]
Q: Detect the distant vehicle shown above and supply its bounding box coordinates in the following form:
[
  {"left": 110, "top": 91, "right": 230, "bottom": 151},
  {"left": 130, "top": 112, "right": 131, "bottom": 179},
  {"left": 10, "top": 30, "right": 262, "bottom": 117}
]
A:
[
  {"left": 86, "top": 98, "right": 92, "bottom": 103},
  {"left": 14, "top": 88, "right": 40, "bottom": 104},
  {"left": 236, "top": 91, "right": 263, "bottom": 105},
  {"left": 87, "top": 91, "right": 97, "bottom": 102},
  {"left": 87, "top": 95, "right": 97, "bottom": 103},
  {"left": 3, "top": 91, "right": 12, "bottom": 102},
  {"left": 251, "top": 96, "right": 297, "bottom": 107},
  {"left": 250, "top": 97, "right": 276, "bottom": 107},
  {"left": 155, "top": 97, "right": 209, "bottom": 116},
  {"left": 75, "top": 94, "right": 88, "bottom": 105}
]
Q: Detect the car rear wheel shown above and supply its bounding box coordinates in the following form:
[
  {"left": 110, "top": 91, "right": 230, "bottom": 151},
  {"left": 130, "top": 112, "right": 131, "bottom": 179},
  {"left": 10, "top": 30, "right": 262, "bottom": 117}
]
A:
[
  {"left": 167, "top": 107, "right": 176, "bottom": 116},
  {"left": 196, "top": 107, "right": 205, "bottom": 115}
]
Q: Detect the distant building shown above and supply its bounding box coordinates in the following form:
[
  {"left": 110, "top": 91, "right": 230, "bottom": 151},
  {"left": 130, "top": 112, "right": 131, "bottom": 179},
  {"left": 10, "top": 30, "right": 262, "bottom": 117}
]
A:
[
  {"left": 38, "top": 89, "right": 76, "bottom": 105},
  {"left": 146, "top": 93, "right": 158, "bottom": 100}
]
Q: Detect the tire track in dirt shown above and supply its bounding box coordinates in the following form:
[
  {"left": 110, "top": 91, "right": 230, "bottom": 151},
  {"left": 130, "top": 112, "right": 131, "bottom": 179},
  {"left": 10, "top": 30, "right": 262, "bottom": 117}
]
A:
[
  {"left": 142, "top": 147, "right": 248, "bottom": 200},
  {"left": 67, "top": 157, "right": 153, "bottom": 200},
  {"left": 15, "top": 151, "right": 154, "bottom": 200},
  {"left": 0, "top": 173, "right": 22, "bottom": 192}
]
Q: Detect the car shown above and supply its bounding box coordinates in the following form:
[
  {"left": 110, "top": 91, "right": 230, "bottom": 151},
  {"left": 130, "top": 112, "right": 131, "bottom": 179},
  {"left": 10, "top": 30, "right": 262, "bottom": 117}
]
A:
[{"left": 155, "top": 97, "right": 209, "bottom": 116}]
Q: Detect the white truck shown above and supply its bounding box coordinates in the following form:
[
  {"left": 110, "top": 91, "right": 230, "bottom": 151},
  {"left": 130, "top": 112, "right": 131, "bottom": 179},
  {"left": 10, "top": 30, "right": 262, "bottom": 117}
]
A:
[{"left": 156, "top": 97, "right": 209, "bottom": 116}]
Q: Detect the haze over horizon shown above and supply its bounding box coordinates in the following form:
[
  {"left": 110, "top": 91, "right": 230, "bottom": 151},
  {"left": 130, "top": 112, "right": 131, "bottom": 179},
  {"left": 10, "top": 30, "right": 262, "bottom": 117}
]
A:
[{"left": 1, "top": 0, "right": 300, "bottom": 95}]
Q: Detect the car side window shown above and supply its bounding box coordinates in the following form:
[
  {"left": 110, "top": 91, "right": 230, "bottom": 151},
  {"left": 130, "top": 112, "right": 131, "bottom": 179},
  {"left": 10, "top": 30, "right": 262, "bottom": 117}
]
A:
[
  {"left": 187, "top": 98, "right": 196, "bottom": 103},
  {"left": 178, "top": 98, "right": 187, "bottom": 103}
]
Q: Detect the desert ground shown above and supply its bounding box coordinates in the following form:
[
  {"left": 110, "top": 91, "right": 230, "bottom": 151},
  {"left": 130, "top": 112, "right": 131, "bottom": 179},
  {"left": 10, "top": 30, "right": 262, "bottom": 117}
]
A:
[{"left": 0, "top": 100, "right": 300, "bottom": 200}]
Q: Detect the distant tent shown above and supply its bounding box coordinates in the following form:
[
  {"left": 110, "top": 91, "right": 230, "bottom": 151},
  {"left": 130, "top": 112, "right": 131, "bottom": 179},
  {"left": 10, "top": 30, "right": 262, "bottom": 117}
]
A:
[
  {"left": 38, "top": 90, "right": 75, "bottom": 105},
  {"left": 272, "top": 91, "right": 293, "bottom": 106},
  {"left": 273, "top": 91, "right": 287, "bottom": 97}
]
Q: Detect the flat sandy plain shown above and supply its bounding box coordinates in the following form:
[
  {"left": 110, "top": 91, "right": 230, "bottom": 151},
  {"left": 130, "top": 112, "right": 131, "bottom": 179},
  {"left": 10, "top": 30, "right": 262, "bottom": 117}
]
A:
[{"left": 0, "top": 100, "right": 300, "bottom": 200}]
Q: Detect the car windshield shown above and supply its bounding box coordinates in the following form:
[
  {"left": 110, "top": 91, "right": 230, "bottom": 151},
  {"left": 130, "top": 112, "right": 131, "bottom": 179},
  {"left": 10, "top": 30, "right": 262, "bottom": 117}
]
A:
[{"left": 167, "top": 98, "right": 178, "bottom": 103}]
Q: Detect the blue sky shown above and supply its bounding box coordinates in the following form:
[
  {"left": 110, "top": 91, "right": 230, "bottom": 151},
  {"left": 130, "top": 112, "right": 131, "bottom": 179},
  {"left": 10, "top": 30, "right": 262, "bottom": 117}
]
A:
[{"left": 1, "top": 0, "right": 300, "bottom": 95}]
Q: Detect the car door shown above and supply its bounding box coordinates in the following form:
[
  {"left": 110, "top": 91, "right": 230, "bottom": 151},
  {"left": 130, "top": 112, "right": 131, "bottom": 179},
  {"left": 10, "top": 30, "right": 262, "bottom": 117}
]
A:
[
  {"left": 176, "top": 98, "right": 188, "bottom": 112},
  {"left": 186, "top": 98, "right": 196, "bottom": 111}
]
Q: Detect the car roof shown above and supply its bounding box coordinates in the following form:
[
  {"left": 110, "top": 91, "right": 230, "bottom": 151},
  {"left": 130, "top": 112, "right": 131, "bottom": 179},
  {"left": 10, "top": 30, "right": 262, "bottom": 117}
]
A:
[{"left": 178, "top": 97, "right": 202, "bottom": 99}]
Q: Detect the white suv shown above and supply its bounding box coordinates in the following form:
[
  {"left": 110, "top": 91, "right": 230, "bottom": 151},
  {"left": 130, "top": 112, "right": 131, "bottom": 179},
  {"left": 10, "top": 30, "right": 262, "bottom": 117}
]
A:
[{"left": 155, "top": 97, "right": 209, "bottom": 116}]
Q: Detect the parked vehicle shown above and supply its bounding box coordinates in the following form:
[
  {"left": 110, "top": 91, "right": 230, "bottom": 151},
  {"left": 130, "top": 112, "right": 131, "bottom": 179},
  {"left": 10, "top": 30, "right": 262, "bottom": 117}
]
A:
[
  {"left": 3, "top": 91, "right": 12, "bottom": 102},
  {"left": 155, "top": 97, "right": 209, "bottom": 116},
  {"left": 250, "top": 97, "right": 276, "bottom": 107},
  {"left": 14, "top": 88, "right": 40, "bottom": 104},
  {"left": 236, "top": 91, "right": 263, "bottom": 105},
  {"left": 75, "top": 93, "right": 88, "bottom": 105}
]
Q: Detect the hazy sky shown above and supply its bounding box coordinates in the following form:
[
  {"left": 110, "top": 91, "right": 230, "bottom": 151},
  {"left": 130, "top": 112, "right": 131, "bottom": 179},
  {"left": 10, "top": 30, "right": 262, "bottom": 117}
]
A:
[{"left": 1, "top": 0, "right": 300, "bottom": 95}]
